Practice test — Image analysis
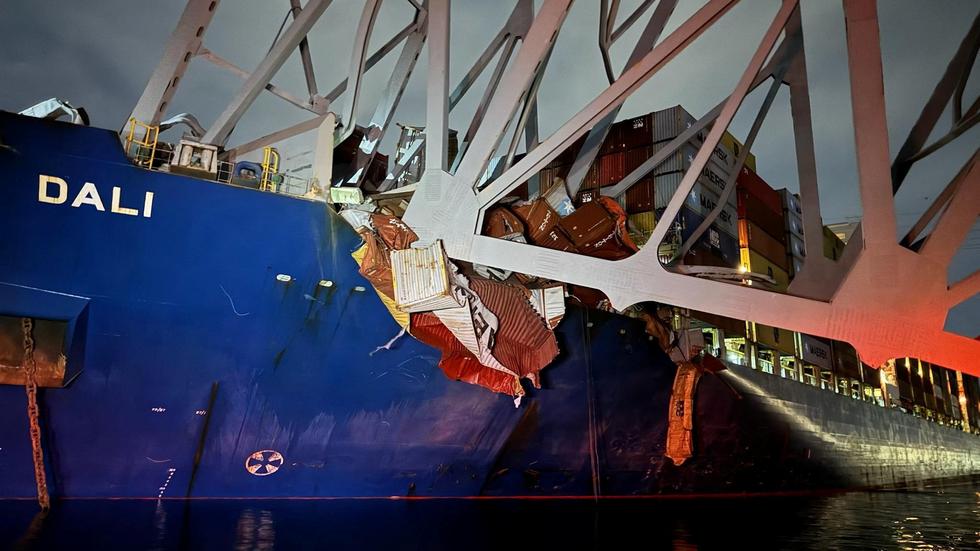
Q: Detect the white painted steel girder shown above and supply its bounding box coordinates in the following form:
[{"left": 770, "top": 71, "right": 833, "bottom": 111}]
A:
[{"left": 132, "top": 0, "right": 980, "bottom": 375}]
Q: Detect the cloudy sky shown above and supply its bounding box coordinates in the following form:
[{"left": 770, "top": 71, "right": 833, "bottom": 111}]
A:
[{"left": 1, "top": 0, "right": 976, "bottom": 335}]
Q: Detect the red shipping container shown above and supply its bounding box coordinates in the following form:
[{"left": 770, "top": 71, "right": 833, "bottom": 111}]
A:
[
  {"left": 582, "top": 150, "right": 626, "bottom": 190},
  {"left": 736, "top": 166, "right": 782, "bottom": 214},
  {"left": 737, "top": 188, "right": 786, "bottom": 244}
]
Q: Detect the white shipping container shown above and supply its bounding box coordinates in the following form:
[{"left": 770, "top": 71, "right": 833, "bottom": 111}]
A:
[
  {"left": 528, "top": 285, "right": 566, "bottom": 329},
  {"left": 390, "top": 240, "right": 463, "bottom": 313},
  {"left": 651, "top": 105, "right": 757, "bottom": 171},
  {"left": 650, "top": 142, "right": 735, "bottom": 186}
]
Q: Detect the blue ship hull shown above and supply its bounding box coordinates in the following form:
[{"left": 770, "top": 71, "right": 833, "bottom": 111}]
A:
[{"left": 0, "top": 112, "right": 977, "bottom": 499}]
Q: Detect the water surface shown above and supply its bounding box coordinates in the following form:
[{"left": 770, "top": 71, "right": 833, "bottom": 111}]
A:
[{"left": 3, "top": 479, "right": 978, "bottom": 549}]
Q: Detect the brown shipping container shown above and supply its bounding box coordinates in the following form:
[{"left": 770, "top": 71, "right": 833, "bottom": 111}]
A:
[
  {"left": 739, "top": 219, "right": 789, "bottom": 270},
  {"left": 512, "top": 199, "right": 560, "bottom": 241},
  {"left": 735, "top": 166, "right": 781, "bottom": 214},
  {"left": 737, "top": 189, "right": 787, "bottom": 243},
  {"left": 625, "top": 146, "right": 652, "bottom": 174},
  {"left": 581, "top": 150, "right": 626, "bottom": 191},
  {"left": 599, "top": 122, "right": 626, "bottom": 155},
  {"left": 558, "top": 201, "right": 630, "bottom": 260}
]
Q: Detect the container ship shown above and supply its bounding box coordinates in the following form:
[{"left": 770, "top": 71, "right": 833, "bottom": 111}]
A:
[
  {"left": 1, "top": 0, "right": 978, "bottom": 502},
  {"left": 1, "top": 103, "right": 977, "bottom": 500}
]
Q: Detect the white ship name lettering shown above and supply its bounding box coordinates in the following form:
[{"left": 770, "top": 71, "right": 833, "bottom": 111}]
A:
[{"left": 37, "top": 174, "right": 154, "bottom": 218}]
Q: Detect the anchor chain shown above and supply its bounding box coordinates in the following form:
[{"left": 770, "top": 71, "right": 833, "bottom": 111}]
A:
[{"left": 21, "top": 317, "right": 50, "bottom": 511}]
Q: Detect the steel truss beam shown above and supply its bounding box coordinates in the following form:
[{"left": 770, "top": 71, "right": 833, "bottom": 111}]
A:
[
  {"left": 128, "top": 0, "right": 221, "bottom": 127},
  {"left": 133, "top": 0, "right": 980, "bottom": 375},
  {"left": 202, "top": 0, "right": 333, "bottom": 146},
  {"left": 566, "top": 0, "right": 677, "bottom": 198},
  {"left": 403, "top": 0, "right": 980, "bottom": 375}
]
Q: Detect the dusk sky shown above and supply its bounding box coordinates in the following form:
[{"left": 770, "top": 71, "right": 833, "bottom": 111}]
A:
[{"left": 2, "top": 0, "right": 976, "bottom": 335}]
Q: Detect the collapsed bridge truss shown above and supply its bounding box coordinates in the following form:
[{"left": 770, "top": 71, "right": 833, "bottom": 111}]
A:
[{"left": 129, "top": 0, "right": 980, "bottom": 375}]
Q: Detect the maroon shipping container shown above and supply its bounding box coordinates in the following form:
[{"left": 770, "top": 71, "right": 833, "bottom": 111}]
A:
[
  {"left": 599, "top": 122, "right": 626, "bottom": 155},
  {"left": 625, "top": 146, "right": 652, "bottom": 174},
  {"left": 619, "top": 114, "right": 654, "bottom": 149},
  {"left": 736, "top": 166, "right": 782, "bottom": 214},
  {"left": 737, "top": 189, "right": 786, "bottom": 244},
  {"left": 622, "top": 177, "right": 656, "bottom": 214}
]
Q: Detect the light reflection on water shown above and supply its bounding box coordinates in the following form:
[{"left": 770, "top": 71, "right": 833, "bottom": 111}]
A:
[{"left": 2, "top": 479, "right": 978, "bottom": 550}]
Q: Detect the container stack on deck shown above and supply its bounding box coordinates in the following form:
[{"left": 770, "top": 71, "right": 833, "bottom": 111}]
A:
[
  {"left": 733, "top": 166, "right": 795, "bottom": 375},
  {"left": 779, "top": 189, "right": 807, "bottom": 277},
  {"left": 355, "top": 104, "right": 980, "bottom": 434},
  {"left": 885, "top": 357, "right": 980, "bottom": 430},
  {"left": 536, "top": 105, "right": 752, "bottom": 269}
]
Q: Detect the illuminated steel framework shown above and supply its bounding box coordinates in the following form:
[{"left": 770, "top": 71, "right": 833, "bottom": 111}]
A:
[{"left": 129, "top": 0, "right": 980, "bottom": 375}]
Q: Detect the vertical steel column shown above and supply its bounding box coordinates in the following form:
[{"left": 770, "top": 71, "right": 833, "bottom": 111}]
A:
[
  {"left": 842, "top": 0, "right": 897, "bottom": 248},
  {"left": 426, "top": 0, "right": 451, "bottom": 171}
]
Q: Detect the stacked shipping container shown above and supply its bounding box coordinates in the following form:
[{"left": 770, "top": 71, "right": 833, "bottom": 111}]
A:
[
  {"left": 734, "top": 164, "right": 796, "bottom": 375},
  {"left": 778, "top": 188, "right": 806, "bottom": 276},
  {"left": 496, "top": 106, "right": 980, "bottom": 434},
  {"left": 532, "top": 105, "right": 754, "bottom": 269},
  {"left": 888, "top": 358, "right": 980, "bottom": 429}
]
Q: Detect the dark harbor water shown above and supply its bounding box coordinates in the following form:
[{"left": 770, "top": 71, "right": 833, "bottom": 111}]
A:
[{"left": 2, "top": 479, "right": 978, "bottom": 550}]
